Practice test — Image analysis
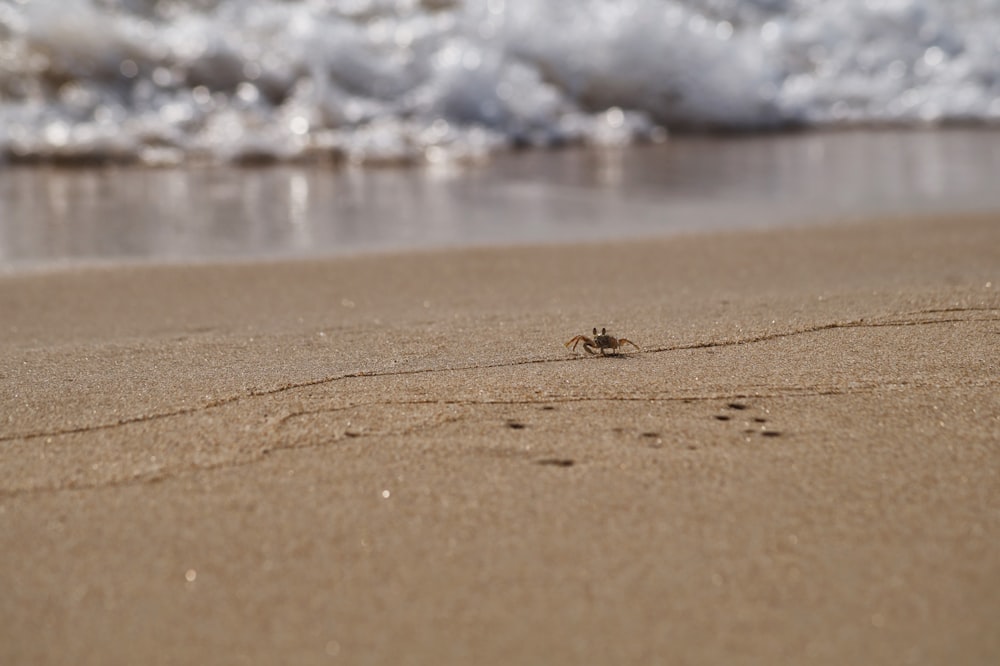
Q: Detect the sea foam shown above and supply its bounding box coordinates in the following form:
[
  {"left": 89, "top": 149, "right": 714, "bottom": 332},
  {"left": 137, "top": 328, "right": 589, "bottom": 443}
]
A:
[{"left": 2, "top": 0, "right": 998, "bottom": 165}]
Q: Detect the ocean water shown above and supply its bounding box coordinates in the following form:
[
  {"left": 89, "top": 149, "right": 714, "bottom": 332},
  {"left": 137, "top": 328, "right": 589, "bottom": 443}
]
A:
[
  {"left": 2, "top": 0, "right": 999, "bottom": 165},
  {"left": 4, "top": 130, "right": 1000, "bottom": 267}
]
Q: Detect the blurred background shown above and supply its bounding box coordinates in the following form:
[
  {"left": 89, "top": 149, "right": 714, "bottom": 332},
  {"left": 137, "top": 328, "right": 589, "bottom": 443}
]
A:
[{"left": 1, "top": 0, "right": 999, "bottom": 267}]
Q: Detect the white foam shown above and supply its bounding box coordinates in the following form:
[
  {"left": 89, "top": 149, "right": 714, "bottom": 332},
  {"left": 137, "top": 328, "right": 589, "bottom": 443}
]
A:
[{"left": 1, "top": 0, "right": 998, "bottom": 165}]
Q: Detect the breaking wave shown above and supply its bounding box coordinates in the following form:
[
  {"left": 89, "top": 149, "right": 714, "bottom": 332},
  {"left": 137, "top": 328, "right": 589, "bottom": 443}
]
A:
[{"left": 2, "top": 0, "right": 998, "bottom": 165}]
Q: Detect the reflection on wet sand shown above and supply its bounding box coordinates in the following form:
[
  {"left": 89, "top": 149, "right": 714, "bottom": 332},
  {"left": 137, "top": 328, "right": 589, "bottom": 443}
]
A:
[{"left": 2, "top": 129, "right": 1000, "bottom": 268}]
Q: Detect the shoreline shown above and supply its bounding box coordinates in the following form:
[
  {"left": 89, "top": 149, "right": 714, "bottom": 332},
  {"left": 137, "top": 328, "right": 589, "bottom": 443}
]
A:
[
  {"left": 2, "top": 212, "right": 999, "bottom": 665},
  {"left": 5, "top": 129, "right": 1000, "bottom": 271}
]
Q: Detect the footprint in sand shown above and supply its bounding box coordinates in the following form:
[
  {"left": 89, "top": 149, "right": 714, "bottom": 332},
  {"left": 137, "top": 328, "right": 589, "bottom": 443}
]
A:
[
  {"left": 536, "top": 458, "right": 575, "bottom": 467},
  {"left": 713, "top": 402, "right": 783, "bottom": 438}
]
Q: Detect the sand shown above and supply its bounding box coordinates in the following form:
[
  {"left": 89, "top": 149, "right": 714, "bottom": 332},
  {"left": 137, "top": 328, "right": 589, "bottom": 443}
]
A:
[{"left": 1, "top": 212, "right": 998, "bottom": 665}]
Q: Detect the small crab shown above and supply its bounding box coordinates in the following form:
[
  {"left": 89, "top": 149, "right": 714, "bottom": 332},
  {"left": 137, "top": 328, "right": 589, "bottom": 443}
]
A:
[{"left": 564, "top": 327, "right": 640, "bottom": 356}]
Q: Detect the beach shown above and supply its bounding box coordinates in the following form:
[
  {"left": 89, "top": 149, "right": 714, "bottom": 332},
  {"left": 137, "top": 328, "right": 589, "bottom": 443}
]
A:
[
  {"left": 4, "top": 0, "right": 1000, "bottom": 659},
  {"left": 2, "top": 206, "right": 998, "bottom": 664}
]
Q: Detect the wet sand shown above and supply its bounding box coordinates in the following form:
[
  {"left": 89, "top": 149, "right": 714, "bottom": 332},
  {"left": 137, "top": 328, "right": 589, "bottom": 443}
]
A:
[
  {"left": 5, "top": 129, "right": 1000, "bottom": 268},
  {"left": 2, "top": 210, "right": 999, "bottom": 665}
]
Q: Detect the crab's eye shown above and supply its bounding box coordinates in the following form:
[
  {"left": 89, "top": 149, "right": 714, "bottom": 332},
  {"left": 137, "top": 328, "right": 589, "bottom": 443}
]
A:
[
  {"left": 592, "top": 328, "right": 597, "bottom": 335},
  {"left": 601, "top": 328, "right": 606, "bottom": 335}
]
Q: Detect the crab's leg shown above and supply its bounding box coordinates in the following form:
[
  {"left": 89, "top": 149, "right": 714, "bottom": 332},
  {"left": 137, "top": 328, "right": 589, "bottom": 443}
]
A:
[
  {"left": 582, "top": 341, "right": 600, "bottom": 355},
  {"left": 618, "top": 338, "right": 640, "bottom": 351},
  {"left": 564, "top": 335, "right": 584, "bottom": 350}
]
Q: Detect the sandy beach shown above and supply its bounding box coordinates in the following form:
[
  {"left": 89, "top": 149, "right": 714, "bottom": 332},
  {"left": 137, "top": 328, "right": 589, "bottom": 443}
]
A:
[{"left": 1, "top": 211, "right": 998, "bottom": 664}]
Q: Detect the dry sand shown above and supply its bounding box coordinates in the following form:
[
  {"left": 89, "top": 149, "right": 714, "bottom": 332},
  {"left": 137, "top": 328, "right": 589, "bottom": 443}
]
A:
[{"left": 1, "top": 213, "right": 998, "bottom": 665}]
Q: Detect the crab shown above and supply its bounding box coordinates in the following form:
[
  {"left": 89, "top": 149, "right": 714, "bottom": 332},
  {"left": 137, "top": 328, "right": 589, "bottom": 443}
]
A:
[{"left": 564, "top": 327, "right": 640, "bottom": 356}]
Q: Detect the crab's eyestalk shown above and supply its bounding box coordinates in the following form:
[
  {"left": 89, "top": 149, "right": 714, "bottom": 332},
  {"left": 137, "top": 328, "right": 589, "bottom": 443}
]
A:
[
  {"left": 601, "top": 327, "right": 607, "bottom": 335},
  {"left": 592, "top": 327, "right": 598, "bottom": 335}
]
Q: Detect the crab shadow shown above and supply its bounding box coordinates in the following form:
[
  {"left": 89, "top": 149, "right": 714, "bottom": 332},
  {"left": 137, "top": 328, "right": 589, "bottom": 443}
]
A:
[{"left": 570, "top": 352, "right": 640, "bottom": 361}]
